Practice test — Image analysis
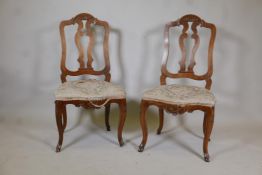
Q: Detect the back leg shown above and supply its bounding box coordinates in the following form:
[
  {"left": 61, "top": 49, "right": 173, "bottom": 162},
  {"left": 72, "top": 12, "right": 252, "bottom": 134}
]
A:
[
  {"left": 62, "top": 104, "right": 67, "bottom": 131},
  {"left": 157, "top": 108, "right": 164, "bottom": 135},
  {"left": 105, "top": 103, "right": 111, "bottom": 131}
]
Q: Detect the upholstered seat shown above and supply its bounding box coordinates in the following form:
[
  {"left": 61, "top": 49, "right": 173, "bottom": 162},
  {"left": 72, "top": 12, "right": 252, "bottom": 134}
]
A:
[
  {"left": 55, "top": 79, "right": 125, "bottom": 101},
  {"left": 143, "top": 84, "right": 215, "bottom": 107}
]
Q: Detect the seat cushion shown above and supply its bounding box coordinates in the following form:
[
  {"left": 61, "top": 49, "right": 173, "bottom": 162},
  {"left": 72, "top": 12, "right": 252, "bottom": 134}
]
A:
[
  {"left": 143, "top": 84, "right": 215, "bottom": 107},
  {"left": 55, "top": 79, "right": 125, "bottom": 101}
]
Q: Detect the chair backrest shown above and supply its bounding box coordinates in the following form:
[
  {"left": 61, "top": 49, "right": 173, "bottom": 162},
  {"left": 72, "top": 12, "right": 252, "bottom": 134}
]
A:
[
  {"left": 59, "top": 13, "right": 111, "bottom": 83},
  {"left": 160, "top": 14, "right": 216, "bottom": 89}
]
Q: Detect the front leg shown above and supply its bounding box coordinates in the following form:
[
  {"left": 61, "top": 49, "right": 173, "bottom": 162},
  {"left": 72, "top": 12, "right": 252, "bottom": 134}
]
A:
[
  {"left": 203, "top": 107, "right": 215, "bottom": 162},
  {"left": 138, "top": 100, "right": 149, "bottom": 152},
  {"left": 55, "top": 101, "right": 64, "bottom": 152},
  {"left": 117, "top": 99, "right": 126, "bottom": 147}
]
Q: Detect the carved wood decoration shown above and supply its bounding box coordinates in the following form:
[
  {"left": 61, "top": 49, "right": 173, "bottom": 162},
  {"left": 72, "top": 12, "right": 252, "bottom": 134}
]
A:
[
  {"left": 59, "top": 13, "right": 111, "bottom": 83},
  {"left": 161, "top": 14, "right": 216, "bottom": 89},
  {"left": 139, "top": 14, "right": 216, "bottom": 162},
  {"left": 55, "top": 13, "right": 126, "bottom": 152}
]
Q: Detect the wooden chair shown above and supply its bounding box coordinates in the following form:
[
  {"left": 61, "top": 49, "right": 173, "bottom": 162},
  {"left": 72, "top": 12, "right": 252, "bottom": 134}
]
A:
[
  {"left": 138, "top": 14, "right": 216, "bottom": 162},
  {"left": 54, "top": 13, "right": 126, "bottom": 152}
]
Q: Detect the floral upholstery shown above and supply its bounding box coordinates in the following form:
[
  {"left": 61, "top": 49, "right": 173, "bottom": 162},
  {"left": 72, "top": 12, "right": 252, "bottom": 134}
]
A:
[
  {"left": 143, "top": 84, "right": 215, "bottom": 107},
  {"left": 55, "top": 79, "right": 125, "bottom": 101}
]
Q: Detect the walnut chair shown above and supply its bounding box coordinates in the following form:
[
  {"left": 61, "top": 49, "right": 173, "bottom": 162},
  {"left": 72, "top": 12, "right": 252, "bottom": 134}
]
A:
[
  {"left": 54, "top": 13, "right": 126, "bottom": 152},
  {"left": 138, "top": 14, "right": 216, "bottom": 162}
]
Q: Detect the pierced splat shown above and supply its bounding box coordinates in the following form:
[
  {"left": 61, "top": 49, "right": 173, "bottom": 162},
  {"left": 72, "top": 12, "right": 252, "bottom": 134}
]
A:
[
  {"left": 178, "top": 22, "right": 189, "bottom": 73},
  {"left": 161, "top": 14, "right": 216, "bottom": 89},
  {"left": 59, "top": 13, "right": 110, "bottom": 83},
  {"left": 74, "top": 20, "right": 85, "bottom": 69},
  {"left": 188, "top": 22, "right": 200, "bottom": 72},
  {"left": 178, "top": 15, "right": 201, "bottom": 73},
  {"left": 74, "top": 18, "right": 96, "bottom": 70}
]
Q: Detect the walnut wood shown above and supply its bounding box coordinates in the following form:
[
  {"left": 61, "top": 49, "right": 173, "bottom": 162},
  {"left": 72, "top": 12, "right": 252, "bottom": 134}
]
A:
[
  {"left": 118, "top": 100, "right": 127, "bottom": 146},
  {"left": 59, "top": 13, "right": 111, "bottom": 83},
  {"left": 62, "top": 104, "right": 67, "bottom": 131},
  {"left": 138, "top": 101, "right": 149, "bottom": 152},
  {"left": 55, "top": 13, "right": 126, "bottom": 152},
  {"left": 157, "top": 108, "right": 164, "bottom": 135},
  {"left": 105, "top": 104, "right": 111, "bottom": 131},
  {"left": 138, "top": 14, "right": 216, "bottom": 162},
  {"left": 161, "top": 14, "right": 216, "bottom": 88}
]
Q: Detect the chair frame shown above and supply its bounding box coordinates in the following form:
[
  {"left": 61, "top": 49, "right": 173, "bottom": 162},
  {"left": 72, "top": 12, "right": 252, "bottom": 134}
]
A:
[
  {"left": 138, "top": 14, "right": 216, "bottom": 162},
  {"left": 55, "top": 13, "right": 126, "bottom": 152}
]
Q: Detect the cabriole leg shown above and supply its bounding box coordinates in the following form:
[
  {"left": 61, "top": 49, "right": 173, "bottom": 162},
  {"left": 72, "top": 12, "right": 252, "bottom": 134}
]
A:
[
  {"left": 203, "top": 107, "right": 215, "bottom": 162},
  {"left": 55, "top": 101, "right": 64, "bottom": 152},
  {"left": 117, "top": 99, "right": 126, "bottom": 147},
  {"left": 138, "top": 100, "right": 149, "bottom": 152}
]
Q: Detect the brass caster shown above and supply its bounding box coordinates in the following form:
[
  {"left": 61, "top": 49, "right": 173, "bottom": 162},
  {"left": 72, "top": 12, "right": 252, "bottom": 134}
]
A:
[
  {"left": 119, "top": 140, "right": 124, "bottom": 147},
  {"left": 56, "top": 144, "right": 62, "bottom": 152},
  {"left": 138, "top": 144, "right": 145, "bottom": 152},
  {"left": 204, "top": 153, "right": 210, "bottom": 162}
]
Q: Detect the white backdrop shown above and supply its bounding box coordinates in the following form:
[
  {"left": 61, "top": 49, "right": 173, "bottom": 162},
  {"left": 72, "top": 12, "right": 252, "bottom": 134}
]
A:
[
  {"left": 1, "top": 0, "right": 262, "bottom": 174},
  {"left": 0, "top": 0, "right": 261, "bottom": 122}
]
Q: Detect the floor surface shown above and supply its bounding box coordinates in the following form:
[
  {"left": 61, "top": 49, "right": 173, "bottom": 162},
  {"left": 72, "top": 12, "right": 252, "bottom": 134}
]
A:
[{"left": 0, "top": 95, "right": 262, "bottom": 175}]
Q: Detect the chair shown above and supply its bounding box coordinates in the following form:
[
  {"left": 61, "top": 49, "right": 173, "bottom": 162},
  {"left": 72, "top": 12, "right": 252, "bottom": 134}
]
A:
[
  {"left": 138, "top": 14, "right": 216, "bottom": 162},
  {"left": 54, "top": 13, "right": 126, "bottom": 152}
]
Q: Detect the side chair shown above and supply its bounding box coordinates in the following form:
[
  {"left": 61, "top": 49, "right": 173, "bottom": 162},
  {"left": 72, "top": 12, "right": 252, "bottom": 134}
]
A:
[
  {"left": 138, "top": 14, "right": 216, "bottom": 162},
  {"left": 54, "top": 13, "right": 126, "bottom": 152}
]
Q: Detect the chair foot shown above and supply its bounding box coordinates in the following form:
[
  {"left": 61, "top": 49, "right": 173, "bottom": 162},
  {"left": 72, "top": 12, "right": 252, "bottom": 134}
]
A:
[
  {"left": 204, "top": 153, "right": 210, "bottom": 162},
  {"left": 106, "top": 126, "right": 111, "bottom": 131},
  {"left": 56, "top": 144, "right": 62, "bottom": 152},
  {"left": 156, "top": 130, "right": 161, "bottom": 135},
  {"left": 138, "top": 144, "right": 145, "bottom": 152},
  {"left": 119, "top": 139, "right": 124, "bottom": 147}
]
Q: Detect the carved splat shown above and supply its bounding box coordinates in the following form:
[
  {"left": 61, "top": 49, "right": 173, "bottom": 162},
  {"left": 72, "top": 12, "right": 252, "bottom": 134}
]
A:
[
  {"left": 86, "top": 19, "right": 95, "bottom": 70},
  {"left": 178, "top": 15, "right": 202, "bottom": 73},
  {"left": 178, "top": 22, "right": 189, "bottom": 73},
  {"left": 59, "top": 13, "right": 111, "bottom": 83},
  {"left": 188, "top": 22, "right": 200, "bottom": 72},
  {"left": 74, "top": 20, "right": 85, "bottom": 69},
  {"left": 161, "top": 14, "right": 216, "bottom": 90}
]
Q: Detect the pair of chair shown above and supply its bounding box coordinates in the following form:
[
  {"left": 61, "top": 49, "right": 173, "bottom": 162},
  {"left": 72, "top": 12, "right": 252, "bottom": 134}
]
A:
[{"left": 54, "top": 13, "right": 216, "bottom": 162}]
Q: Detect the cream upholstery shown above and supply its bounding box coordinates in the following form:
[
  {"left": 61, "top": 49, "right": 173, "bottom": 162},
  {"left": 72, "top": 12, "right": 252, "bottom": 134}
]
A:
[
  {"left": 55, "top": 79, "right": 125, "bottom": 101},
  {"left": 143, "top": 84, "right": 215, "bottom": 107}
]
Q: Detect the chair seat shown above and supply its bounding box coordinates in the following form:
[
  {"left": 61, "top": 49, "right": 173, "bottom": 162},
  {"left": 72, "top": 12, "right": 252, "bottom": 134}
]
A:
[
  {"left": 143, "top": 84, "right": 215, "bottom": 107},
  {"left": 55, "top": 79, "right": 125, "bottom": 101}
]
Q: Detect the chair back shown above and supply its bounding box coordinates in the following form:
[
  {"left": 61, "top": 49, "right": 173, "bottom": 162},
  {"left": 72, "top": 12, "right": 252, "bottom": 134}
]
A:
[
  {"left": 59, "top": 13, "right": 111, "bottom": 82},
  {"left": 161, "top": 14, "right": 216, "bottom": 89}
]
